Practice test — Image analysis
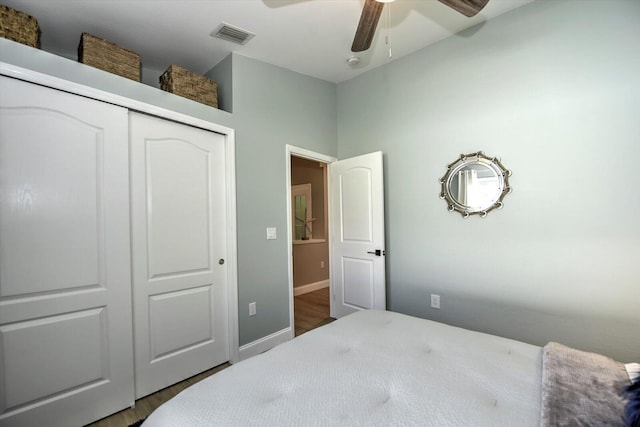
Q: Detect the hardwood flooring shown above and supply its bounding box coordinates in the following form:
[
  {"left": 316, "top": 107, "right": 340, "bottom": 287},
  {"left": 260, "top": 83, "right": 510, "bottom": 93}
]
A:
[
  {"left": 294, "top": 286, "right": 335, "bottom": 336},
  {"left": 86, "top": 287, "right": 333, "bottom": 426},
  {"left": 85, "top": 363, "right": 229, "bottom": 427}
]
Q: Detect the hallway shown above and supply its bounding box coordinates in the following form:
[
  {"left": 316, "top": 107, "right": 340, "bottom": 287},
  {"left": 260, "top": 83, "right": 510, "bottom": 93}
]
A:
[{"left": 294, "top": 287, "right": 334, "bottom": 336}]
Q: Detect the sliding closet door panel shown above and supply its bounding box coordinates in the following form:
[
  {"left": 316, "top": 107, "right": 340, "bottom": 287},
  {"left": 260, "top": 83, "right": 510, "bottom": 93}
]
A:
[
  {"left": 147, "top": 139, "right": 211, "bottom": 277},
  {"left": 2, "top": 309, "right": 107, "bottom": 409},
  {"left": 130, "top": 112, "right": 229, "bottom": 399},
  {"left": 149, "top": 286, "right": 213, "bottom": 359},
  {"left": 0, "top": 76, "right": 134, "bottom": 427},
  {"left": 0, "top": 111, "right": 100, "bottom": 295}
]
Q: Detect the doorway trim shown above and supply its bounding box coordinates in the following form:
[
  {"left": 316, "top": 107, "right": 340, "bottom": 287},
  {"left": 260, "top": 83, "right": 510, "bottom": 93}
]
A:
[{"left": 286, "top": 145, "right": 337, "bottom": 339}]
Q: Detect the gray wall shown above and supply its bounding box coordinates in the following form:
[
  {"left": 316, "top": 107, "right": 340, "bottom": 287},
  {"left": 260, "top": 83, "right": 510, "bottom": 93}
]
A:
[
  {"left": 230, "top": 54, "right": 337, "bottom": 345},
  {"left": 207, "top": 54, "right": 233, "bottom": 113},
  {"left": 337, "top": 0, "right": 640, "bottom": 361}
]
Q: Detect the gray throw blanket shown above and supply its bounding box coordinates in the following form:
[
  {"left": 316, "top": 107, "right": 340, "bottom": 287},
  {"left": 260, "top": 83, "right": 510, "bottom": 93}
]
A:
[{"left": 541, "top": 342, "right": 629, "bottom": 426}]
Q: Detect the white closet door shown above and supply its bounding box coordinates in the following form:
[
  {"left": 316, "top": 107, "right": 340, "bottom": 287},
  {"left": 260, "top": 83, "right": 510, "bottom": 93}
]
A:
[
  {"left": 0, "top": 76, "right": 134, "bottom": 426},
  {"left": 129, "top": 112, "right": 229, "bottom": 399}
]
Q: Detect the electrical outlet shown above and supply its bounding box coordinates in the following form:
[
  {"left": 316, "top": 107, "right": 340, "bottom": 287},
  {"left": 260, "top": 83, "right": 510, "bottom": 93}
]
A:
[
  {"left": 430, "top": 294, "right": 441, "bottom": 309},
  {"left": 249, "top": 302, "right": 257, "bottom": 316},
  {"left": 320, "top": 261, "right": 325, "bottom": 268}
]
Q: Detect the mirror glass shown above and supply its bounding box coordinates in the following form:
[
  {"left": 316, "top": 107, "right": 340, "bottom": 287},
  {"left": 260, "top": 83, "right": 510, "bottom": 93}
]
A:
[
  {"left": 294, "top": 194, "right": 308, "bottom": 240},
  {"left": 449, "top": 164, "right": 502, "bottom": 210},
  {"left": 439, "top": 152, "right": 512, "bottom": 218},
  {"left": 292, "top": 183, "right": 313, "bottom": 240}
]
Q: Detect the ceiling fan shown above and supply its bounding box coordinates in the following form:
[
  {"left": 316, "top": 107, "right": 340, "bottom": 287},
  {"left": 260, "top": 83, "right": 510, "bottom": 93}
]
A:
[{"left": 351, "top": 0, "right": 490, "bottom": 52}]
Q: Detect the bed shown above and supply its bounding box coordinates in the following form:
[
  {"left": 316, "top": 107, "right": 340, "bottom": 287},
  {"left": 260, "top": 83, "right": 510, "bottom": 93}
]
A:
[{"left": 143, "top": 310, "right": 636, "bottom": 426}]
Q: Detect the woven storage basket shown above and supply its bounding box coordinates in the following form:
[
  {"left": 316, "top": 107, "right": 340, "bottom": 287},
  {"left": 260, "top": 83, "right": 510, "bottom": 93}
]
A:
[
  {"left": 0, "top": 5, "right": 39, "bottom": 47},
  {"left": 160, "top": 65, "right": 218, "bottom": 108},
  {"left": 78, "top": 32, "right": 140, "bottom": 81}
]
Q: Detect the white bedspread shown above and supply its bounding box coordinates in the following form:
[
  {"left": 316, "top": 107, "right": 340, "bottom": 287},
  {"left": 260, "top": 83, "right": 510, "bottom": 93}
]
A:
[{"left": 144, "top": 310, "right": 542, "bottom": 426}]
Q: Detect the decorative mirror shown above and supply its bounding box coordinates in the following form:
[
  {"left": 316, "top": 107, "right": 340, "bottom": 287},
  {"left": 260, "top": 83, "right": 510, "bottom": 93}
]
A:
[
  {"left": 439, "top": 152, "right": 512, "bottom": 218},
  {"left": 292, "top": 183, "right": 314, "bottom": 241}
]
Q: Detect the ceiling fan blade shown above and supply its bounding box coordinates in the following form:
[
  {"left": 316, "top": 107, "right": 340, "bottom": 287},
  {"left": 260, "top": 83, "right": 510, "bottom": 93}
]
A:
[
  {"left": 437, "top": 0, "right": 490, "bottom": 17},
  {"left": 351, "top": 0, "right": 385, "bottom": 52}
]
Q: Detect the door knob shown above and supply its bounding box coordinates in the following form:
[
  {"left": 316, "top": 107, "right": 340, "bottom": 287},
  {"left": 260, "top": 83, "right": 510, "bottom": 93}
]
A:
[{"left": 366, "top": 249, "right": 384, "bottom": 256}]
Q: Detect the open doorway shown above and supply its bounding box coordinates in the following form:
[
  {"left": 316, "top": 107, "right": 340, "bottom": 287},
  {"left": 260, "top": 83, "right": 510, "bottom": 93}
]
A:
[
  {"left": 290, "top": 156, "right": 331, "bottom": 336},
  {"left": 286, "top": 146, "right": 337, "bottom": 337},
  {"left": 287, "top": 147, "right": 387, "bottom": 336}
]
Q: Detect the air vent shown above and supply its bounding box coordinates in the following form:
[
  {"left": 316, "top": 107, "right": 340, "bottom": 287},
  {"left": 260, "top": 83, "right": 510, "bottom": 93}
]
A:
[{"left": 210, "top": 23, "right": 255, "bottom": 45}]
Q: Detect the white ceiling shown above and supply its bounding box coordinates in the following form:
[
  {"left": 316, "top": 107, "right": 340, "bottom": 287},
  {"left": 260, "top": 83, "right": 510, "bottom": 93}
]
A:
[{"left": 4, "top": 0, "right": 535, "bottom": 84}]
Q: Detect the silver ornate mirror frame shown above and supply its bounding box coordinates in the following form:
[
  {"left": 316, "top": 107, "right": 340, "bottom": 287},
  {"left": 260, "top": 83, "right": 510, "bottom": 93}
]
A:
[{"left": 439, "top": 151, "right": 512, "bottom": 218}]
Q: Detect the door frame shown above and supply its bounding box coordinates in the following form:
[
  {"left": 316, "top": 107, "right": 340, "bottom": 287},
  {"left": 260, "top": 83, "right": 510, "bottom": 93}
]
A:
[
  {"left": 285, "top": 145, "right": 337, "bottom": 338},
  {"left": 0, "top": 62, "right": 240, "bottom": 364}
]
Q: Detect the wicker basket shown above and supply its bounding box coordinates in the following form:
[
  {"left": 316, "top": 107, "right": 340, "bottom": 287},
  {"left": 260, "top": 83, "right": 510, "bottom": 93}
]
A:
[
  {"left": 78, "top": 32, "right": 140, "bottom": 81},
  {"left": 160, "top": 65, "right": 218, "bottom": 108},
  {"left": 0, "top": 5, "right": 39, "bottom": 47}
]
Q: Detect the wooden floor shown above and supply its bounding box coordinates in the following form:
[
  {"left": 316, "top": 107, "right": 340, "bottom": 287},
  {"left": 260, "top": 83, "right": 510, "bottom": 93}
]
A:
[
  {"left": 294, "top": 286, "right": 334, "bottom": 336},
  {"left": 87, "top": 287, "right": 333, "bottom": 426},
  {"left": 85, "top": 363, "right": 229, "bottom": 427}
]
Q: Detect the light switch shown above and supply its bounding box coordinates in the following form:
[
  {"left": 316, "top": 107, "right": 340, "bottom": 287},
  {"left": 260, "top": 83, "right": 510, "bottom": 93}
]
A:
[
  {"left": 266, "top": 227, "right": 277, "bottom": 240},
  {"left": 431, "top": 294, "right": 441, "bottom": 309}
]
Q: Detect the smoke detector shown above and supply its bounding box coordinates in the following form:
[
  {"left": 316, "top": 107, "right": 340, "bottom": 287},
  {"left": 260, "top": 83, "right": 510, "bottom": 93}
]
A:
[
  {"left": 347, "top": 56, "right": 361, "bottom": 67},
  {"left": 211, "top": 23, "right": 255, "bottom": 45}
]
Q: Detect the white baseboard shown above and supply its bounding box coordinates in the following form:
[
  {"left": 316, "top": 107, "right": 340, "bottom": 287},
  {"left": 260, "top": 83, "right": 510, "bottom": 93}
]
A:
[
  {"left": 293, "top": 279, "right": 329, "bottom": 296},
  {"left": 238, "top": 326, "right": 293, "bottom": 361}
]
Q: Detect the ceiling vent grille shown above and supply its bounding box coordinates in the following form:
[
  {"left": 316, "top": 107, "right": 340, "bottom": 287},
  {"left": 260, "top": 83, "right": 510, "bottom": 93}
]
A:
[{"left": 211, "top": 23, "right": 255, "bottom": 45}]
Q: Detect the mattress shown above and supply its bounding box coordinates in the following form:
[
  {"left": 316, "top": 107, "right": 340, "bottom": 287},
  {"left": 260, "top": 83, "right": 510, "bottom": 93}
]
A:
[{"left": 143, "top": 310, "right": 542, "bottom": 426}]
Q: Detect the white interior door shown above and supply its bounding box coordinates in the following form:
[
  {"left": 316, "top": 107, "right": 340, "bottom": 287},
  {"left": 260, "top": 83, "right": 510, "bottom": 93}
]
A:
[
  {"left": 0, "top": 76, "right": 134, "bottom": 426},
  {"left": 129, "top": 112, "right": 229, "bottom": 399},
  {"left": 329, "top": 151, "right": 386, "bottom": 318}
]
